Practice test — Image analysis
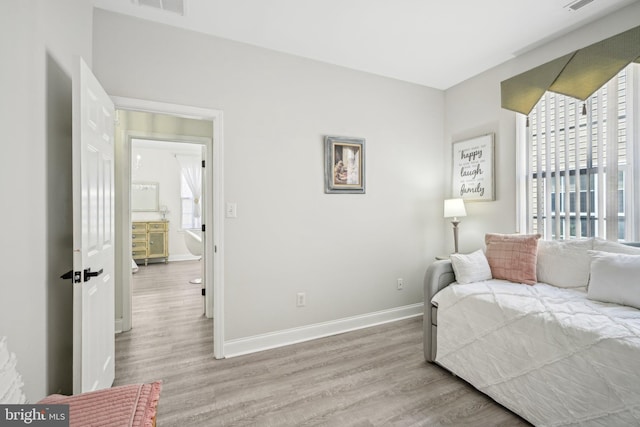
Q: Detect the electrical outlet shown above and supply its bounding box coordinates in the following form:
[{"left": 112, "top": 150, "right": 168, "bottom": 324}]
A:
[
  {"left": 397, "top": 278, "right": 404, "bottom": 290},
  {"left": 296, "top": 292, "right": 306, "bottom": 307}
]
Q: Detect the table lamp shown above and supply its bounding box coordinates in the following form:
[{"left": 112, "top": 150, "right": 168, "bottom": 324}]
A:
[{"left": 444, "top": 198, "right": 466, "bottom": 253}]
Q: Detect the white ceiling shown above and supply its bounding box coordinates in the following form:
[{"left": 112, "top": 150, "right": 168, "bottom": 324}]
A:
[{"left": 93, "top": 0, "right": 638, "bottom": 90}]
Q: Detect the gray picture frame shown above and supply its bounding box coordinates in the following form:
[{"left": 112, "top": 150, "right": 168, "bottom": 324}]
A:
[{"left": 324, "top": 136, "right": 366, "bottom": 194}]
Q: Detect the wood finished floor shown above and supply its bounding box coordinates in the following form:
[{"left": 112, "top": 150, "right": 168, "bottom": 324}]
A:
[{"left": 115, "top": 261, "right": 530, "bottom": 427}]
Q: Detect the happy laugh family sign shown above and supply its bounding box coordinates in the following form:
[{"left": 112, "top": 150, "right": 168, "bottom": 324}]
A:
[{"left": 451, "top": 134, "right": 494, "bottom": 201}]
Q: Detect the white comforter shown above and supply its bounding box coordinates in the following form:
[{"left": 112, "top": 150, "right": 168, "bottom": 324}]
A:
[{"left": 432, "top": 279, "right": 640, "bottom": 427}]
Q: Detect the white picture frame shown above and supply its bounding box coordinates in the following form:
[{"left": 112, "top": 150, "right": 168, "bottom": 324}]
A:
[
  {"left": 131, "top": 181, "right": 159, "bottom": 211},
  {"left": 451, "top": 134, "right": 495, "bottom": 201}
]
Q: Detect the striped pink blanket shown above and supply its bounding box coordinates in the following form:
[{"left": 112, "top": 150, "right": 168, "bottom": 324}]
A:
[{"left": 38, "top": 381, "right": 161, "bottom": 427}]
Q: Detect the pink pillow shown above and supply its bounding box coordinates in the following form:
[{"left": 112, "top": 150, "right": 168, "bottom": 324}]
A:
[{"left": 485, "top": 233, "right": 541, "bottom": 285}]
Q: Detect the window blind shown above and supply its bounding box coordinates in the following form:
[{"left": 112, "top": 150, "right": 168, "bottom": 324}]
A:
[{"left": 522, "top": 64, "right": 637, "bottom": 241}]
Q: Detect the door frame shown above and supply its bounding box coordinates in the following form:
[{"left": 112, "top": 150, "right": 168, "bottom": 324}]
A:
[{"left": 112, "top": 96, "right": 225, "bottom": 359}]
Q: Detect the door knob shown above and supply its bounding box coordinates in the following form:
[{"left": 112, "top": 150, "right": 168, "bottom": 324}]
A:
[
  {"left": 61, "top": 270, "right": 82, "bottom": 283},
  {"left": 84, "top": 268, "right": 104, "bottom": 282}
]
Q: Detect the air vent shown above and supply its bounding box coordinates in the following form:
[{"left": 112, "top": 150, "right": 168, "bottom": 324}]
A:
[
  {"left": 565, "top": 0, "right": 595, "bottom": 11},
  {"left": 132, "top": 0, "right": 185, "bottom": 16}
]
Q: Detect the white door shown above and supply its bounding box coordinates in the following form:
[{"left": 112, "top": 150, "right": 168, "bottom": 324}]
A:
[{"left": 72, "top": 58, "right": 115, "bottom": 393}]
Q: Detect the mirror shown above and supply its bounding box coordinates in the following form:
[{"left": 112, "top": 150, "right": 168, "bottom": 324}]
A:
[{"left": 131, "top": 182, "right": 159, "bottom": 211}]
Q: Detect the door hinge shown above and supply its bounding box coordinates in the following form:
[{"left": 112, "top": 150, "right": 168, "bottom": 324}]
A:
[
  {"left": 201, "top": 224, "right": 206, "bottom": 232},
  {"left": 202, "top": 160, "right": 205, "bottom": 168},
  {"left": 61, "top": 270, "right": 82, "bottom": 283},
  {"left": 201, "top": 288, "right": 206, "bottom": 296}
]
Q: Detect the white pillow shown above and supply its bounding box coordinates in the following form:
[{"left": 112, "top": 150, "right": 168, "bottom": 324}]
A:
[
  {"left": 450, "top": 250, "right": 492, "bottom": 285},
  {"left": 536, "top": 238, "right": 593, "bottom": 288},
  {"left": 593, "top": 238, "right": 640, "bottom": 255},
  {"left": 587, "top": 250, "right": 640, "bottom": 309}
]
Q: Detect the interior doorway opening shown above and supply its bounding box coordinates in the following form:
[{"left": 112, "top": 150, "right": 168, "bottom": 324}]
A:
[
  {"left": 112, "top": 97, "right": 225, "bottom": 359},
  {"left": 130, "top": 138, "right": 206, "bottom": 313}
]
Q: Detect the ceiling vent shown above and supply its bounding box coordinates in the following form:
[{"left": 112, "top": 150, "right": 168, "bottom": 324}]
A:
[
  {"left": 565, "top": 0, "right": 595, "bottom": 11},
  {"left": 132, "top": 0, "right": 186, "bottom": 16}
]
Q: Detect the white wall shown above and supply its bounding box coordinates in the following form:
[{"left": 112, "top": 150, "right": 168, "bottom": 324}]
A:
[
  {"left": 131, "top": 141, "right": 201, "bottom": 259},
  {"left": 443, "top": 2, "right": 640, "bottom": 255},
  {"left": 93, "top": 10, "right": 445, "bottom": 341},
  {"left": 0, "top": 0, "right": 93, "bottom": 400}
]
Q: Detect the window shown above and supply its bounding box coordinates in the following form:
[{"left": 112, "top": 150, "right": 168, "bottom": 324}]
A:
[
  {"left": 176, "top": 153, "right": 202, "bottom": 230},
  {"left": 517, "top": 63, "right": 639, "bottom": 242},
  {"left": 180, "top": 170, "right": 201, "bottom": 230}
]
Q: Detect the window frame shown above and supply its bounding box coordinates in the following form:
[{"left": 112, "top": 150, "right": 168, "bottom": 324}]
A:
[{"left": 516, "top": 63, "right": 640, "bottom": 242}]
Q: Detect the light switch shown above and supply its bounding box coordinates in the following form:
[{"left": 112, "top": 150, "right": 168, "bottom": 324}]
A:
[{"left": 226, "top": 202, "right": 237, "bottom": 218}]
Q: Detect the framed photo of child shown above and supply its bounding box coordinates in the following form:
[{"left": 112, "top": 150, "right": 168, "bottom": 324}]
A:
[{"left": 324, "top": 136, "right": 366, "bottom": 194}]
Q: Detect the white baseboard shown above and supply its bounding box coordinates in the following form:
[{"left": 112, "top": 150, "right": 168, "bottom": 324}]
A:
[
  {"left": 169, "top": 254, "right": 201, "bottom": 262},
  {"left": 224, "top": 303, "right": 424, "bottom": 358}
]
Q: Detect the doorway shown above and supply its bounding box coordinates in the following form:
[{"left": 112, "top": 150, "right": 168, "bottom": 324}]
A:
[
  {"left": 112, "top": 97, "right": 225, "bottom": 359},
  {"left": 131, "top": 138, "right": 206, "bottom": 310}
]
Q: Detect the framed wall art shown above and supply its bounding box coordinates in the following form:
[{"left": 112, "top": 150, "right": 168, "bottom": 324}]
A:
[
  {"left": 324, "top": 135, "right": 366, "bottom": 194},
  {"left": 451, "top": 133, "right": 495, "bottom": 201},
  {"left": 131, "top": 181, "right": 160, "bottom": 211}
]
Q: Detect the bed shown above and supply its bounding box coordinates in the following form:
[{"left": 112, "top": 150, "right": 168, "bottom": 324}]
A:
[
  {"left": 432, "top": 279, "right": 640, "bottom": 426},
  {"left": 39, "top": 381, "right": 162, "bottom": 427},
  {"left": 424, "top": 236, "right": 640, "bottom": 426},
  {"left": 2, "top": 335, "right": 161, "bottom": 427}
]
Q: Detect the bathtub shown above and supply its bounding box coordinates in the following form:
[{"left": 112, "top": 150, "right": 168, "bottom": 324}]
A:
[
  {"left": 184, "top": 229, "right": 203, "bottom": 257},
  {"left": 183, "top": 229, "right": 202, "bottom": 284}
]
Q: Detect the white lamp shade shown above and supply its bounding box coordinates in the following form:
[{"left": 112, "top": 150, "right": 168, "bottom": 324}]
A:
[{"left": 444, "top": 198, "right": 467, "bottom": 218}]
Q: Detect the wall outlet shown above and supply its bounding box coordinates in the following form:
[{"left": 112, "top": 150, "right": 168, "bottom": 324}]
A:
[
  {"left": 397, "top": 278, "right": 404, "bottom": 290},
  {"left": 296, "top": 292, "right": 306, "bottom": 307}
]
